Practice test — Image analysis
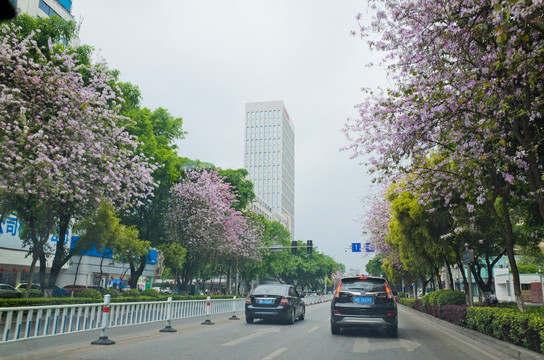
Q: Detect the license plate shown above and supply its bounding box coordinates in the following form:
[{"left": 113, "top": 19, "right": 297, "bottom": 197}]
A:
[
  {"left": 354, "top": 296, "right": 373, "bottom": 304},
  {"left": 258, "top": 299, "right": 273, "bottom": 304}
]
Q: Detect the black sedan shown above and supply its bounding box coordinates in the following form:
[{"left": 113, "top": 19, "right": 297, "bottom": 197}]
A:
[
  {"left": 245, "top": 284, "right": 305, "bottom": 324},
  {"left": 0, "top": 283, "right": 22, "bottom": 298}
]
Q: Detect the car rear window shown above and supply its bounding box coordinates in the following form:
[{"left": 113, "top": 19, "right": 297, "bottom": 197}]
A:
[
  {"left": 252, "top": 285, "right": 287, "bottom": 296},
  {"left": 340, "top": 278, "right": 386, "bottom": 292}
]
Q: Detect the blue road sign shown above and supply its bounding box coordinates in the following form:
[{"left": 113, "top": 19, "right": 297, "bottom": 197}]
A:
[
  {"left": 365, "top": 243, "right": 375, "bottom": 253},
  {"left": 351, "top": 243, "right": 361, "bottom": 252}
]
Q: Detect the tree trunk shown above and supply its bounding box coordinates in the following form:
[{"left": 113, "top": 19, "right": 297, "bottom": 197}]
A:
[
  {"left": 48, "top": 212, "right": 71, "bottom": 294},
  {"left": 25, "top": 254, "right": 39, "bottom": 299},
  {"left": 488, "top": 192, "right": 525, "bottom": 312},
  {"left": 444, "top": 258, "right": 454, "bottom": 290},
  {"left": 128, "top": 254, "right": 147, "bottom": 290}
]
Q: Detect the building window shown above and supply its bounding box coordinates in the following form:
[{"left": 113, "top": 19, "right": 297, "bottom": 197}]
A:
[{"left": 39, "top": 0, "right": 60, "bottom": 17}]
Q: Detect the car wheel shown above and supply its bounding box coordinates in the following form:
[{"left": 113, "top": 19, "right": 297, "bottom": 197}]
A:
[
  {"left": 287, "top": 308, "right": 295, "bottom": 325},
  {"left": 331, "top": 322, "right": 340, "bottom": 335},
  {"left": 246, "top": 316, "right": 254, "bottom": 324},
  {"left": 298, "top": 306, "right": 305, "bottom": 320},
  {"left": 387, "top": 323, "right": 398, "bottom": 337}
]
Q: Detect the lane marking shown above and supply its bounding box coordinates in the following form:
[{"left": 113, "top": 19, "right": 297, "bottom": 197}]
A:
[
  {"left": 222, "top": 327, "right": 281, "bottom": 346},
  {"left": 262, "top": 348, "right": 287, "bottom": 360},
  {"left": 308, "top": 327, "right": 319, "bottom": 333},
  {"left": 353, "top": 337, "right": 420, "bottom": 353}
]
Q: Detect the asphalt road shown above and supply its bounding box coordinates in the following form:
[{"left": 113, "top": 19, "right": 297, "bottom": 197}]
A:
[{"left": 1, "top": 302, "right": 522, "bottom": 360}]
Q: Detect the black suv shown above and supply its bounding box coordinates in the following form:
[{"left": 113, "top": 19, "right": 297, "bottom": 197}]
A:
[{"left": 330, "top": 276, "right": 398, "bottom": 337}]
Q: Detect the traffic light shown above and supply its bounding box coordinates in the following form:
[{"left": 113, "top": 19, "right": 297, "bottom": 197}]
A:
[
  {"left": 291, "top": 241, "right": 297, "bottom": 255},
  {"left": 307, "top": 240, "right": 313, "bottom": 254}
]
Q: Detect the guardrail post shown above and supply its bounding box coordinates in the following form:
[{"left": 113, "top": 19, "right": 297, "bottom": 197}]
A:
[
  {"left": 91, "top": 294, "right": 115, "bottom": 345},
  {"left": 160, "top": 297, "right": 177, "bottom": 333},
  {"left": 201, "top": 296, "right": 214, "bottom": 325},
  {"left": 229, "top": 296, "right": 239, "bottom": 320}
]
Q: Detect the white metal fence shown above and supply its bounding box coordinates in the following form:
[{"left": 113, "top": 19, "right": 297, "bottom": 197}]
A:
[{"left": 0, "top": 294, "right": 331, "bottom": 343}]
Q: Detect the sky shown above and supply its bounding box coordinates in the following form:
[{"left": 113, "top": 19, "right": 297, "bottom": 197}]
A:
[{"left": 71, "top": 0, "right": 387, "bottom": 273}]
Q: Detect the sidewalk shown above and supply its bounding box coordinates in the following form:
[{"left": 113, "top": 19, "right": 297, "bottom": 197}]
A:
[{"left": 399, "top": 304, "right": 544, "bottom": 360}]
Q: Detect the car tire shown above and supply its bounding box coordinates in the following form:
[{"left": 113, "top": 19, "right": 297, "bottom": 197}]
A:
[
  {"left": 298, "top": 307, "right": 305, "bottom": 320},
  {"left": 287, "top": 308, "right": 296, "bottom": 325},
  {"left": 387, "top": 323, "right": 398, "bottom": 337},
  {"left": 331, "top": 322, "right": 340, "bottom": 335},
  {"left": 246, "top": 316, "right": 254, "bottom": 324}
]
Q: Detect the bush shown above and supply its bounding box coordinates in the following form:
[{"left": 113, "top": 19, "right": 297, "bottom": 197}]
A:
[
  {"left": 413, "top": 299, "right": 424, "bottom": 312},
  {"left": 517, "top": 264, "right": 538, "bottom": 274},
  {"left": 422, "top": 290, "right": 465, "bottom": 309},
  {"left": 465, "top": 307, "right": 544, "bottom": 354},
  {"left": 141, "top": 289, "right": 159, "bottom": 299},
  {"left": 398, "top": 298, "right": 415, "bottom": 308},
  {"left": 75, "top": 289, "right": 102, "bottom": 299},
  {"left": 122, "top": 289, "right": 141, "bottom": 297},
  {"left": 103, "top": 289, "right": 120, "bottom": 298},
  {"left": 440, "top": 304, "right": 468, "bottom": 326}
]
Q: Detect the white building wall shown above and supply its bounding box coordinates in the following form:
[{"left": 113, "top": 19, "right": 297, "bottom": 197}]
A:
[
  {"left": 244, "top": 101, "right": 295, "bottom": 237},
  {"left": 494, "top": 268, "right": 543, "bottom": 302},
  {"left": 12, "top": 0, "right": 74, "bottom": 21}
]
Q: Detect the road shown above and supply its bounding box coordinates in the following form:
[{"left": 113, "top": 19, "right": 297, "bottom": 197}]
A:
[{"left": 1, "top": 302, "right": 517, "bottom": 360}]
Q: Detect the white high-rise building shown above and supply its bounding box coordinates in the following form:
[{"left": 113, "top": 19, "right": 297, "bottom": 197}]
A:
[
  {"left": 244, "top": 101, "right": 295, "bottom": 237},
  {"left": 10, "top": 0, "right": 74, "bottom": 21}
]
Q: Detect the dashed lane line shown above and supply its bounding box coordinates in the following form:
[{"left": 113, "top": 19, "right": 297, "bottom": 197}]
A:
[{"left": 262, "top": 348, "right": 288, "bottom": 360}]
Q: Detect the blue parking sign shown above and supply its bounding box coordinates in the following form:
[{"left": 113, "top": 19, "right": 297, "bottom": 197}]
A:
[{"left": 351, "top": 243, "right": 361, "bottom": 252}]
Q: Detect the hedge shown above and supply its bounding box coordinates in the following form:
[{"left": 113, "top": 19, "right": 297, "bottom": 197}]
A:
[
  {"left": 398, "top": 298, "right": 415, "bottom": 308},
  {"left": 465, "top": 307, "right": 544, "bottom": 353},
  {"left": 0, "top": 294, "right": 239, "bottom": 308},
  {"left": 422, "top": 290, "right": 466, "bottom": 308},
  {"left": 400, "top": 293, "right": 544, "bottom": 354}
]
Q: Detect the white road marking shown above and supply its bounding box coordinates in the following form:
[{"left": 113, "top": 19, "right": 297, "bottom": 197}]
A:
[
  {"left": 353, "top": 337, "right": 420, "bottom": 353},
  {"left": 262, "top": 348, "right": 288, "bottom": 360},
  {"left": 222, "top": 327, "right": 281, "bottom": 346},
  {"left": 308, "top": 327, "right": 319, "bottom": 333}
]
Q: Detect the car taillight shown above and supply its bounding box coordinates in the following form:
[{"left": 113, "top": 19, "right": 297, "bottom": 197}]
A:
[
  {"left": 334, "top": 283, "right": 342, "bottom": 298},
  {"left": 280, "top": 297, "right": 289, "bottom": 305},
  {"left": 385, "top": 283, "right": 393, "bottom": 299},
  {"left": 245, "top": 295, "right": 251, "bottom": 304}
]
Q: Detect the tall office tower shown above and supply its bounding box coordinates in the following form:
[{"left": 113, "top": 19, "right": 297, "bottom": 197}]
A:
[
  {"left": 244, "top": 101, "right": 295, "bottom": 237},
  {"left": 10, "top": 0, "right": 74, "bottom": 21}
]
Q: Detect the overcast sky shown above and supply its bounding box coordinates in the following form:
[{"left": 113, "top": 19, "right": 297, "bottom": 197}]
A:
[{"left": 72, "top": 0, "right": 387, "bottom": 273}]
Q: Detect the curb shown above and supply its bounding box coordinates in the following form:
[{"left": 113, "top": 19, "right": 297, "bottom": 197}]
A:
[{"left": 399, "top": 304, "right": 544, "bottom": 360}]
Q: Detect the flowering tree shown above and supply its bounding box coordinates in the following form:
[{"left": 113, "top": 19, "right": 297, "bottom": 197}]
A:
[
  {"left": 164, "top": 169, "right": 261, "bottom": 292},
  {"left": 343, "top": 0, "right": 543, "bottom": 310},
  {"left": 0, "top": 23, "right": 156, "bottom": 292}
]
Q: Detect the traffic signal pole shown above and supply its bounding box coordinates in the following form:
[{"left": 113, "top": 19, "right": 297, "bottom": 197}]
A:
[{"left": 258, "top": 240, "right": 313, "bottom": 255}]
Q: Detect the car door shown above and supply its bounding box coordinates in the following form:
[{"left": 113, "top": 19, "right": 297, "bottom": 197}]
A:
[{"left": 288, "top": 286, "right": 301, "bottom": 316}]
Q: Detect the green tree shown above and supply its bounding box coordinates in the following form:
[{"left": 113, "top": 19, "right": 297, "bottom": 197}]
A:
[
  {"left": 366, "top": 254, "right": 385, "bottom": 277},
  {"left": 118, "top": 86, "right": 187, "bottom": 289},
  {"left": 159, "top": 243, "right": 187, "bottom": 283},
  {"left": 219, "top": 168, "right": 255, "bottom": 212}
]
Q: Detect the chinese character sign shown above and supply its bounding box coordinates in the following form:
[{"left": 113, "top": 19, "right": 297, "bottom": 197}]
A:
[{"left": 0, "top": 215, "right": 72, "bottom": 250}]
